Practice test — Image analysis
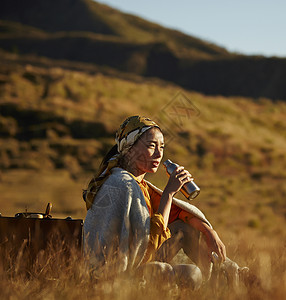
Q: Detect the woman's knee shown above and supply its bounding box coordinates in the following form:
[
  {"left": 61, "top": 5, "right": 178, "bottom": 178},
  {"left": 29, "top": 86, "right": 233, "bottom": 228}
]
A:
[
  {"left": 136, "top": 261, "right": 175, "bottom": 286},
  {"left": 136, "top": 262, "right": 203, "bottom": 291}
]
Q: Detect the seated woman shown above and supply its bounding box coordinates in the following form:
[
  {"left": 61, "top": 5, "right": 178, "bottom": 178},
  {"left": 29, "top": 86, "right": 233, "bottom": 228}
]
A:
[{"left": 83, "top": 116, "right": 244, "bottom": 288}]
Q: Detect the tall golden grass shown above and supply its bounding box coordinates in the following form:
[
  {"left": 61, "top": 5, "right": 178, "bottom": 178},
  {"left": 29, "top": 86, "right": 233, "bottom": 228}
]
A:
[{"left": 0, "top": 236, "right": 285, "bottom": 300}]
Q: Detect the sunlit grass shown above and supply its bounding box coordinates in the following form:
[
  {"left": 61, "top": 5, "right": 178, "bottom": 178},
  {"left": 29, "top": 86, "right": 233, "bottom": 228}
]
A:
[{"left": 0, "top": 235, "right": 285, "bottom": 300}]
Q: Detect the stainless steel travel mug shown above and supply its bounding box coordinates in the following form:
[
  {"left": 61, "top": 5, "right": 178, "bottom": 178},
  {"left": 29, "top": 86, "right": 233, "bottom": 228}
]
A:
[{"left": 163, "top": 159, "right": 200, "bottom": 200}]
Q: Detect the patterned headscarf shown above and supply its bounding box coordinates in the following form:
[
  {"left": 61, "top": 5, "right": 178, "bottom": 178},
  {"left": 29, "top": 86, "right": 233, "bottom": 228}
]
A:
[{"left": 83, "top": 116, "right": 160, "bottom": 210}]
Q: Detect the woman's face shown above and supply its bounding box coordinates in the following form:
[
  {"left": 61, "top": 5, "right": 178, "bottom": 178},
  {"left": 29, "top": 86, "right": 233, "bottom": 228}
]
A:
[{"left": 126, "top": 127, "right": 164, "bottom": 175}]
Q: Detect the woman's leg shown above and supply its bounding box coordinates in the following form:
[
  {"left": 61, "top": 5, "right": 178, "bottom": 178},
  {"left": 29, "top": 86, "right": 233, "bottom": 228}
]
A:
[
  {"left": 154, "top": 219, "right": 206, "bottom": 289},
  {"left": 155, "top": 219, "right": 247, "bottom": 286},
  {"left": 155, "top": 219, "right": 200, "bottom": 263},
  {"left": 155, "top": 219, "right": 212, "bottom": 279}
]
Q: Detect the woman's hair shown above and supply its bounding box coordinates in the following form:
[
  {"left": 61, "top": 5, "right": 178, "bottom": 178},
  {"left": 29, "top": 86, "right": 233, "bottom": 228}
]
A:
[
  {"left": 100, "top": 144, "right": 130, "bottom": 171},
  {"left": 101, "top": 144, "right": 119, "bottom": 166}
]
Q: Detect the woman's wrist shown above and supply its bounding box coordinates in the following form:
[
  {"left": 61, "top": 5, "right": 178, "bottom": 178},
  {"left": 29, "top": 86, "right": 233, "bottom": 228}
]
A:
[{"left": 162, "top": 185, "right": 176, "bottom": 198}]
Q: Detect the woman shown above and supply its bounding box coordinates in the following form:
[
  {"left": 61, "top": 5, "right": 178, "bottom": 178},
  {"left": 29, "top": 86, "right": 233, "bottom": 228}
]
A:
[{"left": 83, "top": 116, "right": 241, "bottom": 287}]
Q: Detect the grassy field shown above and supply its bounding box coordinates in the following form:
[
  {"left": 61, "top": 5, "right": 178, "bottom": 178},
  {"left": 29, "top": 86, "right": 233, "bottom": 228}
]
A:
[
  {"left": 0, "top": 53, "right": 285, "bottom": 299},
  {"left": 0, "top": 236, "right": 285, "bottom": 299}
]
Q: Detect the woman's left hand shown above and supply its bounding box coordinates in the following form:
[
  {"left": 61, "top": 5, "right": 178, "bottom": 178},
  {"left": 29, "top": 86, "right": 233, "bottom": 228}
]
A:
[
  {"left": 204, "top": 228, "right": 226, "bottom": 263},
  {"left": 181, "top": 215, "right": 226, "bottom": 263}
]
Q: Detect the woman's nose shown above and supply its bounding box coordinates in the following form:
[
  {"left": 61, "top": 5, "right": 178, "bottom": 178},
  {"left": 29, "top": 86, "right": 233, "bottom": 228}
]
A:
[{"left": 154, "top": 147, "right": 163, "bottom": 158}]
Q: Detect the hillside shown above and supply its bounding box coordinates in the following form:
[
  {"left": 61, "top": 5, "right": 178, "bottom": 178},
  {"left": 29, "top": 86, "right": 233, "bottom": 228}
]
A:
[
  {"left": 1, "top": 51, "right": 285, "bottom": 227},
  {"left": 0, "top": 0, "right": 286, "bottom": 99},
  {"left": 0, "top": 48, "right": 285, "bottom": 300}
]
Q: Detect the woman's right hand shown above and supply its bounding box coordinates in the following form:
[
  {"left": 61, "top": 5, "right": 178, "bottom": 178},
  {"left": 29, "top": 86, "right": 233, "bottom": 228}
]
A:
[
  {"left": 159, "top": 166, "right": 194, "bottom": 227},
  {"left": 165, "top": 166, "right": 194, "bottom": 196}
]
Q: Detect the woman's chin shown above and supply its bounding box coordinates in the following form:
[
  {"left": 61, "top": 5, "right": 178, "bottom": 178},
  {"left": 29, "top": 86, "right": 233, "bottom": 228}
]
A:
[{"left": 149, "top": 166, "right": 159, "bottom": 173}]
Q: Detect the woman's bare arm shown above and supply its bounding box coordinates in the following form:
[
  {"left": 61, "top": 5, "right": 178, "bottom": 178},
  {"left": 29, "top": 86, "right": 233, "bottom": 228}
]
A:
[
  {"left": 179, "top": 211, "right": 226, "bottom": 262},
  {"left": 158, "top": 166, "right": 193, "bottom": 228}
]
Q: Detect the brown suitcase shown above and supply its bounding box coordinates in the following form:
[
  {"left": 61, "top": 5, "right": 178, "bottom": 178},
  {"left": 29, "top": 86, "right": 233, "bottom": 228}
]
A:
[{"left": 0, "top": 203, "right": 83, "bottom": 269}]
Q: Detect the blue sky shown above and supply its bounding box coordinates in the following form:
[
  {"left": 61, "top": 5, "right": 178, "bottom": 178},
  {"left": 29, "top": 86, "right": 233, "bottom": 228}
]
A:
[{"left": 96, "top": 0, "right": 286, "bottom": 58}]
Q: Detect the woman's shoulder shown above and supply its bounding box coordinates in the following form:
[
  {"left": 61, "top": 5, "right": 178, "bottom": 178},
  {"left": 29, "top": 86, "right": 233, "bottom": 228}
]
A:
[
  {"left": 93, "top": 168, "right": 144, "bottom": 204},
  {"left": 105, "top": 167, "right": 137, "bottom": 189}
]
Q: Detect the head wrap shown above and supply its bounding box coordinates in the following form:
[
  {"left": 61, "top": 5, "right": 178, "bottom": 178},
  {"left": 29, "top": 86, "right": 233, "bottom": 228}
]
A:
[
  {"left": 83, "top": 116, "right": 160, "bottom": 210},
  {"left": 116, "top": 116, "right": 160, "bottom": 154}
]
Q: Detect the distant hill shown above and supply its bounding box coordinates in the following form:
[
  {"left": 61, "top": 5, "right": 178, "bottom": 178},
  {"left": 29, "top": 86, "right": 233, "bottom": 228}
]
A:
[
  {"left": 0, "top": 0, "right": 115, "bottom": 35},
  {"left": 0, "top": 0, "right": 228, "bottom": 59},
  {"left": 0, "top": 0, "right": 286, "bottom": 100}
]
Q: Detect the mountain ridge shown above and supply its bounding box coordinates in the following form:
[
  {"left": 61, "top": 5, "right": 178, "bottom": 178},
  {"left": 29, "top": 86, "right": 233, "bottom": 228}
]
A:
[
  {"left": 0, "top": 0, "right": 285, "bottom": 100},
  {"left": 0, "top": 0, "right": 229, "bottom": 59}
]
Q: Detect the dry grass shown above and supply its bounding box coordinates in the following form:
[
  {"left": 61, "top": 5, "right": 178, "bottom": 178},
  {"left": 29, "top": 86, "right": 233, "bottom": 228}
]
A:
[{"left": 0, "top": 237, "right": 285, "bottom": 300}]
